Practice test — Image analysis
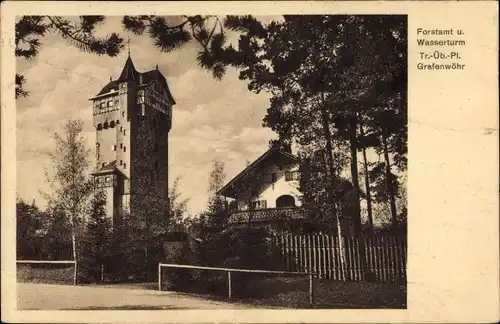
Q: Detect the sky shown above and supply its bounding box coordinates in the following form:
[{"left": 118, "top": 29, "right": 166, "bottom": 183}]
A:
[{"left": 16, "top": 16, "right": 282, "bottom": 215}]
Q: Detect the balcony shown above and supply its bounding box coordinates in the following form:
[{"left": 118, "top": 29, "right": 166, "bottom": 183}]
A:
[{"left": 228, "top": 207, "right": 305, "bottom": 224}]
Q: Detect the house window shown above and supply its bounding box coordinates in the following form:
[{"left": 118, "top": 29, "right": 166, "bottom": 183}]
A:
[
  {"left": 123, "top": 163, "right": 127, "bottom": 169},
  {"left": 120, "top": 126, "right": 123, "bottom": 133},
  {"left": 123, "top": 129, "right": 126, "bottom": 135},
  {"left": 271, "top": 173, "right": 277, "bottom": 183},
  {"left": 119, "top": 160, "right": 123, "bottom": 165},
  {"left": 101, "top": 162, "right": 106, "bottom": 168},
  {"left": 276, "top": 195, "right": 296, "bottom": 208},
  {"left": 107, "top": 100, "right": 113, "bottom": 107},
  {"left": 121, "top": 111, "right": 125, "bottom": 117},
  {"left": 100, "top": 101, "right": 105, "bottom": 109},
  {"left": 251, "top": 200, "right": 267, "bottom": 210},
  {"left": 285, "top": 171, "right": 300, "bottom": 181},
  {"left": 112, "top": 145, "right": 116, "bottom": 151}
]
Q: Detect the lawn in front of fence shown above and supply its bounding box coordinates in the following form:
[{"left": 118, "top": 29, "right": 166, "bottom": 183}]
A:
[{"left": 176, "top": 276, "right": 406, "bottom": 309}]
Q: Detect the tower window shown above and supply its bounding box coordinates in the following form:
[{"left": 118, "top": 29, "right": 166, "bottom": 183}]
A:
[
  {"left": 120, "top": 126, "right": 123, "bottom": 132},
  {"left": 123, "top": 129, "right": 127, "bottom": 135},
  {"left": 120, "top": 160, "right": 123, "bottom": 165},
  {"left": 121, "top": 111, "right": 125, "bottom": 117},
  {"left": 123, "top": 146, "right": 126, "bottom": 152},
  {"left": 112, "top": 145, "right": 116, "bottom": 151},
  {"left": 120, "top": 143, "right": 123, "bottom": 149},
  {"left": 102, "top": 162, "right": 106, "bottom": 168},
  {"left": 124, "top": 163, "right": 127, "bottom": 169}
]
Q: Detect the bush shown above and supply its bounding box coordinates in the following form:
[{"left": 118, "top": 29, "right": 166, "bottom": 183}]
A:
[
  {"left": 17, "top": 263, "right": 74, "bottom": 285},
  {"left": 161, "top": 232, "right": 197, "bottom": 291},
  {"left": 195, "top": 226, "right": 280, "bottom": 298}
]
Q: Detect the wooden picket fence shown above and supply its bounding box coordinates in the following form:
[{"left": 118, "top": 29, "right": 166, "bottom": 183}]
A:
[{"left": 270, "top": 233, "right": 407, "bottom": 282}]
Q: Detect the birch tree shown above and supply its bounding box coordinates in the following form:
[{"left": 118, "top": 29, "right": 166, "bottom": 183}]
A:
[{"left": 42, "top": 119, "right": 94, "bottom": 284}]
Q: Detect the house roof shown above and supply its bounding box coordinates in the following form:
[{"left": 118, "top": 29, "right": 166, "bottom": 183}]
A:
[
  {"left": 91, "top": 160, "right": 126, "bottom": 178},
  {"left": 94, "top": 56, "right": 176, "bottom": 105},
  {"left": 217, "top": 147, "right": 299, "bottom": 198}
]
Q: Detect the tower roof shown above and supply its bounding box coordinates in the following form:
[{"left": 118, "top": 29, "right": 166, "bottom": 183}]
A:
[
  {"left": 117, "top": 56, "right": 140, "bottom": 82},
  {"left": 93, "top": 56, "right": 176, "bottom": 105}
]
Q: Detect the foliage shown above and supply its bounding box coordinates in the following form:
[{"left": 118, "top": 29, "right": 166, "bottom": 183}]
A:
[
  {"left": 16, "top": 198, "right": 45, "bottom": 260},
  {"left": 202, "top": 160, "right": 228, "bottom": 230},
  {"left": 42, "top": 119, "right": 94, "bottom": 225},
  {"left": 41, "top": 118, "right": 94, "bottom": 279},
  {"left": 15, "top": 15, "right": 248, "bottom": 98},
  {"left": 15, "top": 16, "right": 124, "bottom": 98},
  {"left": 79, "top": 190, "right": 112, "bottom": 283},
  {"left": 193, "top": 226, "right": 279, "bottom": 297},
  {"left": 166, "top": 177, "right": 190, "bottom": 232}
]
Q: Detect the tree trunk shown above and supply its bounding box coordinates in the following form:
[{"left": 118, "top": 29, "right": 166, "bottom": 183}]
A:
[
  {"left": 381, "top": 133, "right": 398, "bottom": 229},
  {"left": 145, "top": 216, "right": 149, "bottom": 280},
  {"left": 319, "top": 95, "right": 347, "bottom": 280},
  {"left": 347, "top": 112, "right": 370, "bottom": 280},
  {"left": 71, "top": 226, "right": 77, "bottom": 285},
  {"left": 347, "top": 113, "right": 362, "bottom": 235},
  {"left": 359, "top": 118, "right": 373, "bottom": 232}
]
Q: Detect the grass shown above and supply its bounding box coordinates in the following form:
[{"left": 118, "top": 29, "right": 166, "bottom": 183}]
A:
[
  {"left": 164, "top": 274, "right": 407, "bottom": 309},
  {"left": 17, "top": 264, "right": 74, "bottom": 285}
]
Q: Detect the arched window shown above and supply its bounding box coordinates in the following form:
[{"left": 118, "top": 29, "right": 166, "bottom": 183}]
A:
[
  {"left": 110, "top": 120, "right": 115, "bottom": 128},
  {"left": 276, "top": 195, "right": 295, "bottom": 208},
  {"left": 97, "top": 123, "right": 103, "bottom": 131},
  {"left": 103, "top": 122, "right": 109, "bottom": 129}
]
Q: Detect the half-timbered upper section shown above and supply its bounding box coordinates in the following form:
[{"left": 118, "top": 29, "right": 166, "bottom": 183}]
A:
[{"left": 89, "top": 55, "right": 175, "bottom": 129}]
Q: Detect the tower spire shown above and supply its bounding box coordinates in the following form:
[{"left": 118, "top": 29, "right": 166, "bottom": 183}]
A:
[{"left": 127, "top": 37, "right": 131, "bottom": 56}]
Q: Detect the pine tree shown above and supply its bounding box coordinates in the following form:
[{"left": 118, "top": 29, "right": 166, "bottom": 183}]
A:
[{"left": 79, "top": 190, "right": 112, "bottom": 283}]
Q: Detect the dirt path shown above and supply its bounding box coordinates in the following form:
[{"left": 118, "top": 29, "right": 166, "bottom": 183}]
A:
[{"left": 17, "top": 283, "right": 256, "bottom": 310}]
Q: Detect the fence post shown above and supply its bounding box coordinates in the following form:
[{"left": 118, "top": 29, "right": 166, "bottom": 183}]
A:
[
  {"left": 228, "top": 271, "right": 232, "bottom": 300},
  {"left": 309, "top": 273, "right": 315, "bottom": 307},
  {"left": 158, "top": 263, "right": 162, "bottom": 291},
  {"left": 73, "top": 261, "right": 77, "bottom": 286}
]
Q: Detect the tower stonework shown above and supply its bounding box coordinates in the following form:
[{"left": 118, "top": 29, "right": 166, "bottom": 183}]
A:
[{"left": 90, "top": 56, "right": 175, "bottom": 225}]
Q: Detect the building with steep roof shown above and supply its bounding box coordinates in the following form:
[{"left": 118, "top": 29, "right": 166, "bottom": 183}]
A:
[
  {"left": 89, "top": 55, "right": 175, "bottom": 224},
  {"left": 217, "top": 147, "right": 306, "bottom": 228}
]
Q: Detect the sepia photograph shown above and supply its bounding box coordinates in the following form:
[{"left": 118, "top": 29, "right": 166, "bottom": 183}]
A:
[
  {"left": 3, "top": 2, "right": 498, "bottom": 323},
  {"left": 13, "top": 14, "right": 408, "bottom": 311}
]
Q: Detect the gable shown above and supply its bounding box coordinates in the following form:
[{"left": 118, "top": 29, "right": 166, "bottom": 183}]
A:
[{"left": 218, "top": 148, "right": 300, "bottom": 199}]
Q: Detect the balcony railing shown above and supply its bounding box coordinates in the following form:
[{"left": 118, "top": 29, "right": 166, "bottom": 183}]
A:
[{"left": 228, "top": 207, "right": 305, "bottom": 224}]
